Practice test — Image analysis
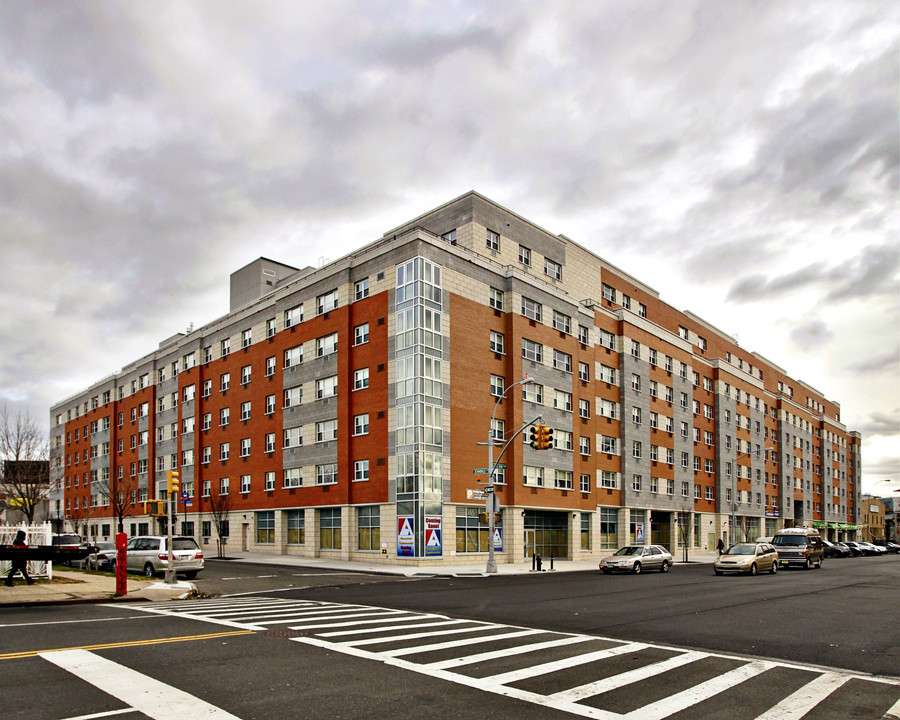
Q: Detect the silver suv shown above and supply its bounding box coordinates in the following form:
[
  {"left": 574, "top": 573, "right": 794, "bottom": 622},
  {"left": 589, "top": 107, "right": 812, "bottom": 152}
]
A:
[{"left": 124, "top": 536, "right": 204, "bottom": 579}]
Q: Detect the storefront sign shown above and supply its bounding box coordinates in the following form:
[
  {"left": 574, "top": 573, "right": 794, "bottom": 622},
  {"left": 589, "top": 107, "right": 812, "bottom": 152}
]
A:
[
  {"left": 425, "top": 516, "right": 442, "bottom": 556},
  {"left": 397, "top": 517, "right": 415, "bottom": 556}
]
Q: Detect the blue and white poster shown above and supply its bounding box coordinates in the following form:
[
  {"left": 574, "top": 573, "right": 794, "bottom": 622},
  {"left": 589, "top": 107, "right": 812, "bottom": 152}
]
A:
[
  {"left": 635, "top": 522, "right": 645, "bottom": 543},
  {"left": 493, "top": 528, "right": 503, "bottom": 552},
  {"left": 397, "top": 517, "right": 415, "bottom": 556},
  {"left": 425, "top": 516, "right": 442, "bottom": 556}
]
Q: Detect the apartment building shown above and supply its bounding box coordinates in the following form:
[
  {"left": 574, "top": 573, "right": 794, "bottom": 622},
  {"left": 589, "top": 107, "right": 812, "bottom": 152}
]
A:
[{"left": 48, "top": 192, "right": 864, "bottom": 565}]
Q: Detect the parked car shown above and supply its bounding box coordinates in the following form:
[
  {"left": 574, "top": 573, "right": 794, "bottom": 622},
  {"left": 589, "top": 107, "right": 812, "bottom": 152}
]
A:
[
  {"left": 77, "top": 541, "right": 118, "bottom": 571},
  {"left": 772, "top": 527, "right": 824, "bottom": 569},
  {"left": 859, "top": 542, "right": 886, "bottom": 555},
  {"left": 124, "top": 535, "right": 203, "bottom": 579},
  {"left": 755, "top": 536, "right": 774, "bottom": 544},
  {"left": 883, "top": 542, "right": 900, "bottom": 554},
  {"left": 823, "top": 540, "right": 850, "bottom": 558},
  {"left": 599, "top": 545, "right": 673, "bottom": 574},
  {"left": 51, "top": 533, "right": 83, "bottom": 566},
  {"left": 714, "top": 543, "right": 779, "bottom": 576},
  {"left": 843, "top": 541, "right": 864, "bottom": 556}
]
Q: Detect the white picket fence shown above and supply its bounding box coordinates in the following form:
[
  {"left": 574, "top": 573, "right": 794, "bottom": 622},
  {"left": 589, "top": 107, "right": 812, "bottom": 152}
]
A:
[{"left": 1, "top": 522, "right": 53, "bottom": 579}]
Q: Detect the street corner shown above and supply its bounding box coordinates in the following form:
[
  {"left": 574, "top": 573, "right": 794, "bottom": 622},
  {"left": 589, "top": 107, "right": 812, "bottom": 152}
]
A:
[{"left": 129, "top": 580, "right": 198, "bottom": 602}]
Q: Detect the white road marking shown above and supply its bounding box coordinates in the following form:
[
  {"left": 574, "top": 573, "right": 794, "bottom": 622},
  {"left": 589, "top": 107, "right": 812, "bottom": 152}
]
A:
[
  {"left": 621, "top": 661, "right": 772, "bottom": 720},
  {"left": 481, "top": 642, "right": 648, "bottom": 685},
  {"left": 0, "top": 615, "right": 156, "bottom": 629},
  {"left": 423, "top": 635, "right": 594, "bottom": 671},
  {"left": 381, "top": 629, "right": 543, "bottom": 658},
  {"left": 344, "top": 622, "right": 494, "bottom": 646},
  {"left": 319, "top": 618, "right": 470, "bottom": 638},
  {"left": 753, "top": 672, "right": 851, "bottom": 720},
  {"left": 42, "top": 649, "right": 242, "bottom": 720},
  {"left": 60, "top": 708, "right": 136, "bottom": 720},
  {"left": 550, "top": 651, "right": 708, "bottom": 703}
]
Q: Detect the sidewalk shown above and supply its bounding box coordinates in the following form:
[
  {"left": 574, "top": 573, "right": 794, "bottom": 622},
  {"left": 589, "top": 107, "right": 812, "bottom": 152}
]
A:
[{"left": 0, "top": 569, "right": 194, "bottom": 608}]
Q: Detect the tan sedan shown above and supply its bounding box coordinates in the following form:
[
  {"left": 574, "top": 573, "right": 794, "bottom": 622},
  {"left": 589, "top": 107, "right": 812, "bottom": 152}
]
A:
[{"left": 714, "top": 543, "right": 779, "bottom": 576}]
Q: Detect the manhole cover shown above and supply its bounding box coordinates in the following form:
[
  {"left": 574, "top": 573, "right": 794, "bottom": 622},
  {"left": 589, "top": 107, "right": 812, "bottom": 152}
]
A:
[{"left": 262, "top": 629, "right": 309, "bottom": 638}]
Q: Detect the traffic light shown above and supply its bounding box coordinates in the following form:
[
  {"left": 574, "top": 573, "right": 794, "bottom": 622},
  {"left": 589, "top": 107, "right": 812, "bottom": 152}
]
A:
[
  {"left": 478, "top": 512, "right": 488, "bottom": 525},
  {"left": 167, "top": 470, "right": 180, "bottom": 497},
  {"left": 144, "top": 500, "right": 167, "bottom": 516},
  {"left": 532, "top": 424, "right": 553, "bottom": 450},
  {"left": 529, "top": 425, "right": 540, "bottom": 449}
]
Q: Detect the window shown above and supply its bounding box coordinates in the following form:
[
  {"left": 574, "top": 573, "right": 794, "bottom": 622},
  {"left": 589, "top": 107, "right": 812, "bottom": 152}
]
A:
[
  {"left": 182, "top": 417, "right": 195, "bottom": 434},
  {"left": 181, "top": 449, "right": 193, "bottom": 467},
  {"left": 579, "top": 436, "right": 590, "bottom": 455},
  {"left": 220, "top": 373, "right": 230, "bottom": 392},
  {"left": 490, "top": 331, "right": 504, "bottom": 354},
  {"left": 486, "top": 228, "right": 500, "bottom": 251},
  {"left": 266, "top": 356, "right": 276, "bottom": 376},
  {"left": 264, "top": 471, "right": 275, "bottom": 491},
  {"left": 284, "top": 304, "right": 303, "bottom": 328},
  {"left": 649, "top": 412, "right": 658, "bottom": 429},
  {"left": 631, "top": 373, "right": 641, "bottom": 391},
  {"left": 354, "top": 460, "right": 370, "bottom": 482},
  {"left": 649, "top": 380, "right": 658, "bottom": 398},
  {"left": 554, "top": 470, "right": 573, "bottom": 490},
  {"left": 650, "top": 445, "right": 659, "bottom": 461},
  {"left": 266, "top": 318, "right": 276, "bottom": 338},
  {"left": 631, "top": 340, "right": 640, "bottom": 358},
  {"left": 183, "top": 385, "right": 195, "bottom": 403},
  {"left": 704, "top": 404, "right": 714, "bottom": 420},
  {"left": 665, "top": 386, "right": 673, "bottom": 403},
  {"left": 706, "top": 486, "right": 714, "bottom": 500},
  {"left": 220, "top": 407, "right": 230, "bottom": 426},
  {"left": 241, "top": 365, "right": 251, "bottom": 385},
  {"left": 240, "top": 438, "right": 251, "bottom": 457},
  {"left": 600, "top": 399, "right": 617, "bottom": 419},
  {"left": 354, "top": 323, "right": 369, "bottom": 345},
  {"left": 202, "top": 380, "right": 211, "bottom": 398},
  {"left": 579, "top": 399, "right": 590, "bottom": 419},
  {"left": 241, "top": 475, "right": 251, "bottom": 494},
  {"left": 649, "top": 348, "right": 657, "bottom": 366},
  {"left": 353, "top": 414, "right": 369, "bottom": 436},
  {"left": 638, "top": 303, "right": 647, "bottom": 318},
  {"left": 221, "top": 338, "right": 230, "bottom": 357},
  {"left": 241, "top": 329, "right": 252, "bottom": 348},
  {"left": 602, "top": 283, "right": 615, "bottom": 302},
  {"left": 578, "top": 361, "right": 589, "bottom": 381},
  {"left": 358, "top": 506, "right": 380, "bottom": 550},
  {"left": 698, "top": 336, "right": 707, "bottom": 351},
  {"left": 284, "top": 345, "right": 303, "bottom": 368},
  {"left": 632, "top": 441, "right": 642, "bottom": 459},
  {"left": 622, "top": 294, "right": 631, "bottom": 310},
  {"left": 489, "top": 288, "right": 503, "bottom": 310},
  {"left": 522, "top": 338, "right": 543, "bottom": 363},
  {"left": 650, "top": 477, "right": 659, "bottom": 493},
  {"left": 316, "top": 464, "right": 338, "bottom": 486},
  {"left": 318, "top": 375, "right": 338, "bottom": 398},
  {"left": 219, "top": 443, "right": 230, "bottom": 461},
  {"left": 632, "top": 474, "right": 642, "bottom": 491},
  {"left": 518, "top": 245, "right": 531, "bottom": 266},
  {"left": 316, "top": 333, "right": 338, "bottom": 357},
  {"left": 554, "top": 390, "right": 572, "bottom": 411},
  {"left": 286, "top": 509, "right": 304, "bottom": 543},
  {"left": 265, "top": 433, "right": 275, "bottom": 453},
  {"left": 353, "top": 368, "right": 369, "bottom": 390},
  {"left": 202, "top": 413, "right": 211, "bottom": 431},
  {"left": 523, "top": 466, "right": 544, "bottom": 487},
  {"left": 705, "top": 431, "right": 713, "bottom": 445},
  {"left": 599, "top": 330, "right": 616, "bottom": 350},
  {"left": 284, "top": 387, "right": 302, "bottom": 408},
  {"left": 317, "top": 289, "right": 338, "bottom": 315},
  {"left": 553, "top": 349, "right": 572, "bottom": 372},
  {"left": 521, "top": 297, "right": 542, "bottom": 322},
  {"left": 283, "top": 468, "right": 302, "bottom": 488},
  {"left": 283, "top": 427, "right": 302, "bottom": 449},
  {"left": 523, "top": 382, "right": 543, "bottom": 404},
  {"left": 490, "top": 375, "right": 504, "bottom": 397},
  {"left": 265, "top": 395, "right": 276, "bottom": 415},
  {"left": 316, "top": 420, "right": 338, "bottom": 442},
  {"left": 255, "top": 510, "right": 274, "bottom": 543},
  {"left": 555, "top": 430, "right": 572, "bottom": 451},
  {"left": 601, "top": 436, "right": 618, "bottom": 454},
  {"left": 355, "top": 278, "right": 369, "bottom": 300},
  {"left": 599, "top": 364, "right": 616, "bottom": 384},
  {"left": 442, "top": 229, "right": 457, "bottom": 244},
  {"left": 705, "top": 458, "right": 714, "bottom": 473},
  {"left": 600, "top": 471, "right": 617, "bottom": 489},
  {"left": 544, "top": 258, "right": 562, "bottom": 281},
  {"left": 202, "top": 481, "right": 211, "bottom": 497}
]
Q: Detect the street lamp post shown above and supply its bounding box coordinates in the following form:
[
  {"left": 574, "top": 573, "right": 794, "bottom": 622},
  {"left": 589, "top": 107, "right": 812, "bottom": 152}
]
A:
[
  {"left": 731, "top": 446, "right": 775, "bottom": 544},
  {"left": 485, "top": 376, "right": 536, "bottom": 574}
]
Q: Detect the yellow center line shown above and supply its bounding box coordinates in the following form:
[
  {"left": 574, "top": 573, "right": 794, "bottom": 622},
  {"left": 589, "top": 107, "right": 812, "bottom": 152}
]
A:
[{"left": 0, "top": 629, "right": 255, "bottom": 661}]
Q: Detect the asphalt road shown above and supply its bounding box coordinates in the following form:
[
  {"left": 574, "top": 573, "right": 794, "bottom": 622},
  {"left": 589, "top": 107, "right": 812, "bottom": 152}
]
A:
[{"left": 1, "top": 554, "right": 897, "bottom": 720}]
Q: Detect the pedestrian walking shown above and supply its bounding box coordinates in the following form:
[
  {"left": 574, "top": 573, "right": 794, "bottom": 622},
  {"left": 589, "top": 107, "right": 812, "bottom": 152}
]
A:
[
  {"left": 5, "top": 530, "right": 36, "bottom": 586},
  {"left": 716, "top": 537, "right": 725, "bottom": 556}
]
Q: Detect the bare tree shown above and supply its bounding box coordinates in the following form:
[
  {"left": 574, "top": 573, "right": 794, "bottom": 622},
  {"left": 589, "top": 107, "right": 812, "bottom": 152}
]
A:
[
  {"left": 102, "top": 473, "right": 138, "bottom": 534},
  {"left": 208, "top": 490, "right": 231, "bottom": 558},
  {"left": 0, "top": 406, "right": 49, "bottom": 525}
]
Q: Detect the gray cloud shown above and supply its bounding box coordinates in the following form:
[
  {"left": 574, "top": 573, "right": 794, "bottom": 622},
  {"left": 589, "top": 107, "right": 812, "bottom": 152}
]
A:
[
  {"left": 847, "top": 348, "right": 900, "bottom": 374},
  {"left": 853, "top": 409, "right": 900, "bottom": 439},
  {"left": 789, "top": 319, "right": 834, "bottom": 351}
]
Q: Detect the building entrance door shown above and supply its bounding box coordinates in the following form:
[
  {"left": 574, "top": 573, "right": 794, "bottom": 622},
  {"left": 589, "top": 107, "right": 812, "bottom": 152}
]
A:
[
  {"left": 524, "top": 530, "right": 535, "bottom": 558},
  {"left": 241, "top": 524, "right": 248, "bottom": 551}
]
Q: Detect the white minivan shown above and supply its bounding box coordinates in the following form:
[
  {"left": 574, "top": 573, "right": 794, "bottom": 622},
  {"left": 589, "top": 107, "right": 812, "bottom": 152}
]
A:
[{"left": 124, "top": 536, "right": 204, "bottom": 579}]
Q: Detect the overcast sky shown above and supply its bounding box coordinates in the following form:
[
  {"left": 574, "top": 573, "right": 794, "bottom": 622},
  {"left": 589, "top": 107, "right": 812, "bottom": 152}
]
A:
[{"left": 0, "top": 1, "right": 897, "bottom": 493}]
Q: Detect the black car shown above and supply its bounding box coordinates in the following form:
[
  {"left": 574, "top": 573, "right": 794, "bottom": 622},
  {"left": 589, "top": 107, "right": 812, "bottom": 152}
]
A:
[
  {"left": 873, "top": 540, "right": 900, "bottom": 554},
  {"left": 842, "top": 541, "right": 863, "bottom": 556},
  {"left": 823, "top": 540, "right": 849, "bottom": 558}
]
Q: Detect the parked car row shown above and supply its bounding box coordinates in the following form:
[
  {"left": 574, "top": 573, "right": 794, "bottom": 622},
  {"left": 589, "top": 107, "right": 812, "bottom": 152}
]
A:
[
  {"left": 52, "top": 534, "right": 204, "bottom": 579},
  {"left": 598, "top": 527, "right": 898, "bottom": 578}
]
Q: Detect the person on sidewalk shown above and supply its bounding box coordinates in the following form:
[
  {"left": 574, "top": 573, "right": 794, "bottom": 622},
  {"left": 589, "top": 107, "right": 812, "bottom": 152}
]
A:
[
  {"left": 716, "top": 538, "right": 725, "bottom": 556},
  {"left": 5, "top": 530, "right": 36, "bottom": 586}
]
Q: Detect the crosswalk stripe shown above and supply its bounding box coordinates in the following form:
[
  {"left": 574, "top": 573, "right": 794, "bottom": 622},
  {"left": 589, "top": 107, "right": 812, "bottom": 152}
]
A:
[
  {"left": 423, "top": 635, "right": 594, "bottom": 671},
  {"left": 286, "top": 613, "right": 442, "bottom": 630},
  {"left": 319, "top": 618, "right": 470, "bottom": 638},
  {"left": 347, "top": 622, "right": 501, "bottom": 647},
  {"left": 752, "top": 672, "right": 851, "bottom": 720},
  {"left": 549, "top": 650, "right": 708, "bottom": 703},
  {"left": 381, "top": 628, "right": 544, "bottom": 658},
  {"left": 480, "top": 642, "right": 647, "bottom": 685},
  {"left": 621, "top": 660, "right": 772, "bottom": 720}
]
